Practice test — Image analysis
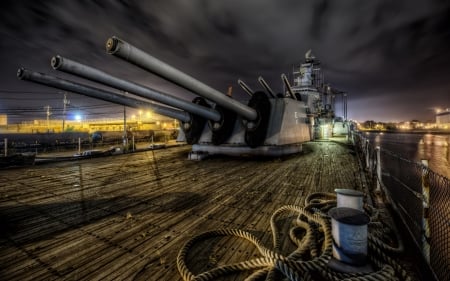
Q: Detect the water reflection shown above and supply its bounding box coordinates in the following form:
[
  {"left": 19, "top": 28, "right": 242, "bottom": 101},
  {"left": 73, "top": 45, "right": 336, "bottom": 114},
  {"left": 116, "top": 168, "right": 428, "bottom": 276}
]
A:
[
  {"left": 365, "top": 132, "right": 450, "bottom": 179},
  {"left": 417, "top": 134, "right": 449, "bottom": 178}
]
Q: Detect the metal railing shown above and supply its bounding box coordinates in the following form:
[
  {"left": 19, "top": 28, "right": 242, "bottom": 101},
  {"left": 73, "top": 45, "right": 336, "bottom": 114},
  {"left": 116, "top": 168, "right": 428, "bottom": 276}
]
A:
[{"left": 352, "top": 131, "right": 449, "bottom": 281}]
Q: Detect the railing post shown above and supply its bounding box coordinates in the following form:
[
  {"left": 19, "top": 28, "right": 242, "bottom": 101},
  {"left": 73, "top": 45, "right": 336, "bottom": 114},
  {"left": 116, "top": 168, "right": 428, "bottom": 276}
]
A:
[
  {"left": 4, "top": 138, "right": 7, "bottom": 157},
  {"left": 421, "top": 159, "right": 430, "bottom": 264},
  {"left": 360, "top": 135, "right": 365, "bottom": 151},
  {"left": 346, "top": 124, "right": 349, "bottom": 142},
  {"left": 365, "top": 139, "right": 370, "bottom": 170},
  {"left": 375, "top": 146, "right": 381, "bottom": 193}
]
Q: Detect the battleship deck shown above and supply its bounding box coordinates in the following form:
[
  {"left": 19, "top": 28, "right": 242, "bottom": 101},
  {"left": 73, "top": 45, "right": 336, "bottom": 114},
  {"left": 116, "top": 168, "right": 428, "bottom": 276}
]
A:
[{"left": 0, "top": 139, "right": 386, "bottom": 280}]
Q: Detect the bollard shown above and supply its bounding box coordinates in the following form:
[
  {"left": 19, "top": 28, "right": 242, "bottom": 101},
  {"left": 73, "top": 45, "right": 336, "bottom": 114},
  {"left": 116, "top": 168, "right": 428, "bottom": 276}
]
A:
[
  {"left": 335, "top": 189, "right": 364, "bottom": 211},
  {"left": 328, "top": 207, "right": 372, "bottom": 273}
]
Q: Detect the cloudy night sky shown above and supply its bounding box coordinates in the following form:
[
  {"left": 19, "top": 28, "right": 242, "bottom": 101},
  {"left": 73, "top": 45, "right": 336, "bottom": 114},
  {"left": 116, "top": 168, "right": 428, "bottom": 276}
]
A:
[{"left": 1, "top": 0, "right": 449, "bottom": 123}]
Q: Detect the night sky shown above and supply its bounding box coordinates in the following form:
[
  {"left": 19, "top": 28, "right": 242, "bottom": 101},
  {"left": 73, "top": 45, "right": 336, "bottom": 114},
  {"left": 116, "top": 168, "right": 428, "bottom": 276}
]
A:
[{"left": 1, "top": 0, "right": 449, "bottom": 123}]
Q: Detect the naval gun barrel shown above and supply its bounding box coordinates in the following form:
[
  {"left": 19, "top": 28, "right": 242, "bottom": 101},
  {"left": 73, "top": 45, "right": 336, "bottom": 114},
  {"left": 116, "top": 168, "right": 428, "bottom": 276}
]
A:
[
  {"left": 237, "top": 79, "right": 253, "bottom": 97},
  {"left": 17, "top": 68, "right": 191, "bottom": 122},
  {"left": 257, "top": 76, "right": 276, "bottom": 98},
  {"left": 51, "top": 55, "right": 220, "bottom": 122},
  {"left": 106, "top": 36, "right": 258, "bottom": 121},
  {"left": 281, "top": 73, "right": 296, "bottom": 100}
]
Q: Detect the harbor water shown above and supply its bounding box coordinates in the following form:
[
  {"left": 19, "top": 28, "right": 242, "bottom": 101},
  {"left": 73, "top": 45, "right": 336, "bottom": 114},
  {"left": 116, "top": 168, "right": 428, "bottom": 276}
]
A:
[{"left": 365, "top": 132, "right": 450, "bottom": 179}]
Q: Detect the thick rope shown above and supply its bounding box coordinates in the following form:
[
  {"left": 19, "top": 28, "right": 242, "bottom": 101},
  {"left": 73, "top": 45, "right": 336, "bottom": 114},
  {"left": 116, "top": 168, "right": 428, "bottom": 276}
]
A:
[{"left": 177, "top": 192, "right": 410, "bottom": 281}]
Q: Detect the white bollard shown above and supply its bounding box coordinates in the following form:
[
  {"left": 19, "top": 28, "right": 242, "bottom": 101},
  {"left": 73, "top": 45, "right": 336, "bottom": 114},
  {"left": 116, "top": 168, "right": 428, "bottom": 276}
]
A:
[
  {"left": 329, "top": 207, "right": 370, "bottom": 266},
  {"left": 335, "top": 189, "right": 364, "bottom": 211}
]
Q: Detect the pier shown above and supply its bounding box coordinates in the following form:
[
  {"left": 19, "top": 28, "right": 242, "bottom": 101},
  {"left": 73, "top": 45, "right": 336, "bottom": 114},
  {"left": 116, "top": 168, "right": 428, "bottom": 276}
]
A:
[{"left": 0, "top": 138, "right": 418, "bottom": 280}]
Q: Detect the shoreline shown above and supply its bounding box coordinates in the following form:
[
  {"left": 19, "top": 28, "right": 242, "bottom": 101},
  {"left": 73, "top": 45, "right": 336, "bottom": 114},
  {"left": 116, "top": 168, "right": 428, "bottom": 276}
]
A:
[{"left": 358, "top": 129, "right": 450, "bottom": 135}]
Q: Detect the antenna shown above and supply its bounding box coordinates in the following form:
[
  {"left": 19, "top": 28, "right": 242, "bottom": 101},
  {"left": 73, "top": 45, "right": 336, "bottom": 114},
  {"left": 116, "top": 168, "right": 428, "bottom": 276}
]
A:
[
  {"left": 305, "top": 49, "right": 312, "bottom": 59},
  {"left": 305, "top": 49, "right": 315, "bottom": 62}
]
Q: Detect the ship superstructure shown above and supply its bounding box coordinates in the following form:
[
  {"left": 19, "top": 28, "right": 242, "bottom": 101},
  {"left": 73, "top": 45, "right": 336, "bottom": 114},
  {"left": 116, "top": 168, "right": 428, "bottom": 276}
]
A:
[{"left": 291, "top": 50, "right": 348, "bottom": 138}]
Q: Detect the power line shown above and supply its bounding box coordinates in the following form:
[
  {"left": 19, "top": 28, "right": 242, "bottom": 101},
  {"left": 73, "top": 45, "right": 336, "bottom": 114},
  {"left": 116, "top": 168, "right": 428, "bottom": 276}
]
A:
[{"left": 0, "top": 90, "right": 60, "bottom": 94}]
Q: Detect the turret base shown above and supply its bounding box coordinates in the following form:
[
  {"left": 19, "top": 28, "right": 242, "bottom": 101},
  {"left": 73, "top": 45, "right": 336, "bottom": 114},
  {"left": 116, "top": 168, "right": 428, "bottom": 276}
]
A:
[{"left": 191, "top": 143, "right": 302, "bottom": 158}]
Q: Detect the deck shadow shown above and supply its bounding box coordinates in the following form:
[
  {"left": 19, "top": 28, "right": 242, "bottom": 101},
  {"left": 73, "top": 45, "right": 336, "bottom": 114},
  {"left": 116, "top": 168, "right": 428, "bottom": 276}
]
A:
[{"left": 0, "top": 191, "right": 208, "bottom": 245}]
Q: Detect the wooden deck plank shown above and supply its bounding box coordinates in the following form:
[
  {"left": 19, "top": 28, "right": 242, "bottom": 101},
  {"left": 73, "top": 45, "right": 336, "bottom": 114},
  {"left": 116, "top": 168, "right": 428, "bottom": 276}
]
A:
[{"left": 1, "top": 140, "right": 374, "bottom": 280}]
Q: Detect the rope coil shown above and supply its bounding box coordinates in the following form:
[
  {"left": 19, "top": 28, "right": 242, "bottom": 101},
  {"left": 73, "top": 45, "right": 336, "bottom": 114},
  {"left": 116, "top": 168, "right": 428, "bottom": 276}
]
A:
[{"left": 177, "top": 192, "right": 410, "bottom": 281}]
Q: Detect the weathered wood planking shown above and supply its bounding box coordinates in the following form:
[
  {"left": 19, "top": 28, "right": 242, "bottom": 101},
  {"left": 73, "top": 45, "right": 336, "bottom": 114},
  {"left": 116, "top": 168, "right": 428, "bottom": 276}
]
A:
[{"left": 0, "top": 140, "right": 363, "bottom": 281}]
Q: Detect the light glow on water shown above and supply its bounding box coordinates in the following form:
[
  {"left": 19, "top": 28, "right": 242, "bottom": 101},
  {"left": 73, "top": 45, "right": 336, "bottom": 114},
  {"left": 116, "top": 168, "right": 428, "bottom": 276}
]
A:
[{"left": 367, "top": 132, "right": 450, "bottom": 179}]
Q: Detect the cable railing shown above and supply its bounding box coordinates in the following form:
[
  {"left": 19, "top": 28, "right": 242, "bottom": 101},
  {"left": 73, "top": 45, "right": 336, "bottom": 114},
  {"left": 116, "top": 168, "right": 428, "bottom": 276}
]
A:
[{"left": 352, "top": 131, "right": 449, "bottom": 281}]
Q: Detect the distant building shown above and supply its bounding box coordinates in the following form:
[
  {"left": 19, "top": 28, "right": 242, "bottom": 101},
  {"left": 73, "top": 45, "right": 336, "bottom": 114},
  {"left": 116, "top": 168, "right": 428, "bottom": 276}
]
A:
[
  {"left": 436, "top": 110, "right": 450, "bottom": 124},
  {"left": 0, "top": 114, "right": 7, "bottom": 126},
  {"left": 0, "top": 116, "right": 177, "bottom": 134}
]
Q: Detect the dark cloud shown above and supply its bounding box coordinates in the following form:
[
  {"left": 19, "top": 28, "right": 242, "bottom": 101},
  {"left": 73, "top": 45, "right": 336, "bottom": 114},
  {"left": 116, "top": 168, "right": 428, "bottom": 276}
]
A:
[{"left": 1, "top": 0, "right": 449, "bottom": 122}]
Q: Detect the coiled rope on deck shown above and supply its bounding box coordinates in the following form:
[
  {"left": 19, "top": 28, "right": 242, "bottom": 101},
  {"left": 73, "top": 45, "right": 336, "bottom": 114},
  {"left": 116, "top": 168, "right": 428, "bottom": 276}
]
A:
[{"left": 177, "top": 192, "right": 410, "bottom": 281}]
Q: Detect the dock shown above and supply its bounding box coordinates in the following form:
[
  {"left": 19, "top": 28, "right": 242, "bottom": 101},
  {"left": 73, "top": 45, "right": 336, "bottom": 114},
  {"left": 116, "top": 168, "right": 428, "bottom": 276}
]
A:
[{"left": 0, "top": 138, "right": 416, "bottom": 280}]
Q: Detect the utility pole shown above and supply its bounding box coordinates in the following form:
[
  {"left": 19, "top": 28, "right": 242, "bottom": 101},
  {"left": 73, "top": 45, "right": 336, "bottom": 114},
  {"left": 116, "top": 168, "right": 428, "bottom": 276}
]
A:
[
  {"left": 45, "top": 105, "right": 52, "bottom": 131},
  {"left": 343, "top": 93, "right": 348, "bottom": 121},
  {"left": 62, "top": 93, "right": 70, "bottom": 132},
  {"left": 123, "top": 106, "right": 128, "bottom": 148}
]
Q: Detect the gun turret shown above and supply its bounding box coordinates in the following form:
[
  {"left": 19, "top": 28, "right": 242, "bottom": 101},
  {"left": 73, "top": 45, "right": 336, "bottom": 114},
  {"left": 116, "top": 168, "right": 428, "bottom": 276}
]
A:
[
  {"left": 17, "top": 35, "right": 316, "bottom": 156},
  {"left": 106, "top": 36, "right": 275, "bottom": 147}
]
